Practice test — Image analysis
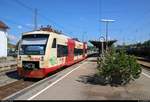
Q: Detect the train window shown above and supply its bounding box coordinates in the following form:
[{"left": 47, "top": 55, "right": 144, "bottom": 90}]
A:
[
  {"left": 85, "top": 49, "right": 87, "bottom": 53},
  {"left": 74, "top": 48, "right": 83, "bottom": 55},
  {"left": 57, "top": 44, "right": 68, "bottom": 57},
  {"left": 22, "top": 34, "right": 49, "bottom": 39},
  {"left": 52, "top": 38, "right": 56, "bottom": 48},
  {"left": 20, "top": 34, "right": 49, "bottom": 55},
  {"left": 74, "top": 48, "right": 77, "bottom": 55}
]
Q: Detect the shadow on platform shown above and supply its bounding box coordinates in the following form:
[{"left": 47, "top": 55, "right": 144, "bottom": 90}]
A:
[
  {"left": 5, "top": 70, "right": 20, "bottom": 80},
  {"left": 76, "top": 74, "right": 122, "bottom": 87}
]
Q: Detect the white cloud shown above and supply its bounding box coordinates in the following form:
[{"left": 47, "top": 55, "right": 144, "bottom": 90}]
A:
[
  {"left": 26, "top": 23, "right": 44, "bottom": 29},
  {"left": 8, "top": 34, "right": 18, "bottom": 41},
  {"left": 17, "top": 25, "right": 23, "bottom": 29},
  {"left": 26, "top": 23, "right": 34, "bottom": 27}
]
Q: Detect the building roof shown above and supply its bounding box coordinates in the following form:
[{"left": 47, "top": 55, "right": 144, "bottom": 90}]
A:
[
  {"left": 89, "top": 40, "right": 117, "bottom": 48},
  {"left": 0, "top": 21, "right": 9, "bottom": 29}
]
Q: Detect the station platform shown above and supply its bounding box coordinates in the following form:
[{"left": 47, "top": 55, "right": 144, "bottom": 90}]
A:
[{"left": 5, "top": 57, "right": 150, "bottom": 100}]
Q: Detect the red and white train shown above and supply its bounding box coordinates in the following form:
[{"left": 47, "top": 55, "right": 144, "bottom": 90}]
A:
[{"left": 17, "top": 26, "right": 87, "bottom": 78}]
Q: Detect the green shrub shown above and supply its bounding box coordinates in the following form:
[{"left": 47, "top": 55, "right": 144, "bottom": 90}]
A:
[{"left": 97, "top": 48, "right": 142, "bottom": 85}]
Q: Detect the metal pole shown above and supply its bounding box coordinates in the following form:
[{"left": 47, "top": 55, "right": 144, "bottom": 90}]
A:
[
  {"left": 106, "top": 22, "right": 108, "bottom": 42},
  {"left": 106, "top": 22, "right": 108, "bottom": 51},
  {"left": 82, "top": 32, "right": 84, "bottom": 42},
  {"left": 34, "top": 8, "right": 37, "bottom": 30},
  {"left": 100, "top": 36, "right": 105, "bottom": 57},
  {"left": 101, "top": 19, "right": 115, "bottom": 51},
  {"left": 101, "top": 40, "right": 104, "bottom": 56}
]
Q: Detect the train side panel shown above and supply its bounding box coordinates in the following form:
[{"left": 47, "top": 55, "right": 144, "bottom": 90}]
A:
[
  {"left": 17, "top": 31, "right": 87, "bottom": 78},
  {"left": 66, "top": 39, "right": 75, "bottom": 65}
]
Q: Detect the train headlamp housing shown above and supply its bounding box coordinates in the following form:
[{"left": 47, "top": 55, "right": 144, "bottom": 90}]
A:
[
  {"left": 41, "top": 56, "right": 44, "bottom": 61},
  {"left": 19, "top": 56, "right": 21, "bottom": 60}
]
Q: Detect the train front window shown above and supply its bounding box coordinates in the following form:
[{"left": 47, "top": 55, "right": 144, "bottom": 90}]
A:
[
  {"left": 20, "top": 45, "right": 45, "bottom": 55},
  {"left": 19, "top": 34, "right": 49, "bottom": 55}
]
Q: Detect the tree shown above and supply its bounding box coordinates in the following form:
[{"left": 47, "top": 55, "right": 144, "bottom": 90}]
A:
[{"left": 97, "top": 48, "right": 142, "bottom": 86}]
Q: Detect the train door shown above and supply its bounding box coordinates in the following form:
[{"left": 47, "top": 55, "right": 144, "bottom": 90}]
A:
[{"left": 66, "top": 39, "right": 75, "bottom": 65}]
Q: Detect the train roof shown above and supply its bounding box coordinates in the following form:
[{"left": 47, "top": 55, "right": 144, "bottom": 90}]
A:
[
  {"left": 22, "top": 27, "right": 86, "bottom": 44},
  {"left": 22, "top": 30, "right": 71, "bottom": 39},
  {"left": 22, "top": 30, "right": 51, "bottom": 35}
]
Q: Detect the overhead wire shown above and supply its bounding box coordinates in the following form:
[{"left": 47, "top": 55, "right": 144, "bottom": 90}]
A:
[
  {"left": 13, "top": 0, "right": 34, "bottom": 11},
  {"left": 5, "top": 0, "right": 96, "bottom": 41},
  {"left": 0, "top": 16, "right": 33, "bottom": 29},
  {"left": 12, "top": 0, "right": 89, "bottom": 39},
  {"left": 0, "top": 0, "right": 34, "bottom": 30},
  {"left": 12, "top": 0, "right": 71, "bottom": 34}
]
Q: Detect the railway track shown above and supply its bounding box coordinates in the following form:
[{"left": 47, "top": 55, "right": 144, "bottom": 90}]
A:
[
  {"left": 0, "top": 78, "right": 41, "bottom": 100},
  {"left": 137, "top": 57, "right": 150, "bottom": 69},
  {"left": 0, "top": 63, "right": 80, "bottom": 99},
  {"left": 0, "top": 64, "right": 39, "bottom": 100},
  {"left": 0, "top": 63, "right": 17, "bottom": 77}
]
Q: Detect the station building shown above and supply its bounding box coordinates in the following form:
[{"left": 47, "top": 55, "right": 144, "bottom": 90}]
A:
[{"left": 0, "top": 21, "right": 9, "bottom": 57}]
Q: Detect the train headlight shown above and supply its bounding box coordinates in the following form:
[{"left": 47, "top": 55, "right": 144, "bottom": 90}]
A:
[
  {"left": 41, "top": 56, "right": 44, "bottom": 61},
  {"left": 19, "top": 56, "right": 21, "bottom": 60}
]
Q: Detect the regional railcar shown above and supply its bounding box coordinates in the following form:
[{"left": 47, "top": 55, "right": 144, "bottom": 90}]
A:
[{"left": 17, "top": 27, "right": 87, "bottom": 78}]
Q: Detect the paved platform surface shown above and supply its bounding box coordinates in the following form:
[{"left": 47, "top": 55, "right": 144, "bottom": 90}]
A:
[{"left": 7, "top": 57, "right": 150, "bottom": 100}]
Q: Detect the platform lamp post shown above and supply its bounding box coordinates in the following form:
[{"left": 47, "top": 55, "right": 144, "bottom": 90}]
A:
[
  {"left": 101, "top": 19, "right": 115, "bottom": 51},
  {"left": 99, "top": 36, "right": 105, "bottom": 57}
]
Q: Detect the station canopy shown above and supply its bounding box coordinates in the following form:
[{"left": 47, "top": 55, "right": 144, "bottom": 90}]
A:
[{"left": 89, "top": 40, "right": 117, "bottom": 48}]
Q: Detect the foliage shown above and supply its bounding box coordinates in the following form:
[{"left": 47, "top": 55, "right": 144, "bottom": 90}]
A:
[
  {"left": 117, "top": 40, "right": 150, "bottom": 49},
  {"left": 97, "top": 48, "right": 142, "bottom": 86},
  {"left": 116, "top": 40, "right": 150, "bottom": 57},
  {"left": 143, "top": 40, "right": 150, "bottom": 47}
]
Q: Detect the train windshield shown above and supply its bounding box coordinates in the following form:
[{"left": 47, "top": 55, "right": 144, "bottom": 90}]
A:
[{"left": 19, "top": 34, "right": 49, "bottom": 55}]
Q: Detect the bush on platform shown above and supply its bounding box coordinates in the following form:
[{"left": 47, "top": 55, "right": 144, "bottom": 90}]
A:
[{"left": 96, "top": 48, "right": 142, "bottom": 86}]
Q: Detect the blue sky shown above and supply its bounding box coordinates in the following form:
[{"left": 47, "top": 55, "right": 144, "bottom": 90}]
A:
[{"left": 0, "top": 0, "right": 150, "bottom": 45}]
